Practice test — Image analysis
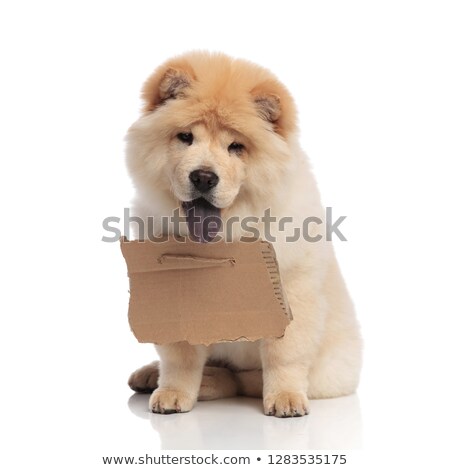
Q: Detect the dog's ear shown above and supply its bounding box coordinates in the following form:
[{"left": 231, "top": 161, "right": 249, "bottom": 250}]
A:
[
  {"left": 159, "top": 67, "right": 192, "bottom": 101},
  {"left": 253, "top": 94, "right": 282, "bottom": 123},
  {"left": 141, "top": 63, "right": 195, "bottom": 112},
  {"left": 250, "top": 80, "right": 297, "bottom": 137}
]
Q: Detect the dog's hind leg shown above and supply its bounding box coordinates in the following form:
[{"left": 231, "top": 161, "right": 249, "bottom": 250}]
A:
[
  {"left": 128, "top": 361, "right": 160, "bottom": 393},
  {"left": 198, "top": 367, "right": 264, "bottom": 400},
  {"left": 235, "top": 370, "right": 263, "bottom": 398},
  {"left": 128, "top": 362, "right": 262, "bottom": 400},
  {"left": 198, "top": 366, "right": 238, "bottom": 400},
  {"left": 128, "top": 362, "right": 238, "bottom": 399}
]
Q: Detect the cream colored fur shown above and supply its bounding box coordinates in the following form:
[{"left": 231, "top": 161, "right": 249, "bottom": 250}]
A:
[{"left": 126, "top": 51, "right": 362, "bottom": 417}]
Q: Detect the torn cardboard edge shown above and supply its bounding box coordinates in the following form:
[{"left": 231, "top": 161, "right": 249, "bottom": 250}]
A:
[{"left": 121, "top": 236, "right": 292, "bottom": 346}]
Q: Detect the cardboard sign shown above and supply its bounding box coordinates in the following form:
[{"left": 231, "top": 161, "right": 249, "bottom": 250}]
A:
[{"left": 120, "top": 237, "right": 292, "bottom": 345}]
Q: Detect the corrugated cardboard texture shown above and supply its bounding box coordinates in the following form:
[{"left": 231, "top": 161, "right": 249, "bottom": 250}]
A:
[{"left": 120, "top": 237, "right": 292, "bottom": 346}]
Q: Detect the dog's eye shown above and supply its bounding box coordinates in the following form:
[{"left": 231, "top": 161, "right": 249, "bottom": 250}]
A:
[
  {"left": 228, "top": 142, "right": 245, "bottom": 154},
  {"left": 177, "top": 132, "right": 194, "bottom": 145}
]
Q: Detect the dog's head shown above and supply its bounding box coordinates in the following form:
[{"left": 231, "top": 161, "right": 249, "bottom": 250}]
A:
[{"left": 126, "top": 52, "right": 298, "bottom": 241}]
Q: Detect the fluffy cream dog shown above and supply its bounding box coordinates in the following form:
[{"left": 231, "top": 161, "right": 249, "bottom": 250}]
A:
[{"left": 126, "top": 51, "right": 362, "bottom": 417}]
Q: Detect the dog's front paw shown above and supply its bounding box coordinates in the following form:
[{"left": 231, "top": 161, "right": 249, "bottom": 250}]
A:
[
  {"left": 264, "top": 391, "right": 310, "bottom": 418},
  {"left": 149, "top": 388, "right": 196, "bottom": 414}
]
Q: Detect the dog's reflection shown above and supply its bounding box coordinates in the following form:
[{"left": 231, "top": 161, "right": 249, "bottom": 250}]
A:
[{"left": 128, "top": 394, "right": 362, "bottom": 450}]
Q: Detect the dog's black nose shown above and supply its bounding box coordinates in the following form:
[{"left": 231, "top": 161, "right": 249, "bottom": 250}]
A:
[{"left": 189, "top": 169, "right": 219, "bottom": 193}]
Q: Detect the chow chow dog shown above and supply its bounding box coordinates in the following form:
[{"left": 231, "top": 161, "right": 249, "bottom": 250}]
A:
[{"left": 126, "top": 51, "right": 362, "bottom": 417}]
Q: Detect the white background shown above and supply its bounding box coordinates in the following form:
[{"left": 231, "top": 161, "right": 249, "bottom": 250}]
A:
[{"left": 1, "top": 0, "right": 449, "bottom": 468}]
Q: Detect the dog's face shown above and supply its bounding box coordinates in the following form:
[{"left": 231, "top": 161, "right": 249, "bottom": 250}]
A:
[
  {"left": 167, "top": 123, "right": 247, "bottom": 208},
  {"left": 126, "top": 52, "right": 298, "bottom": 241}
]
